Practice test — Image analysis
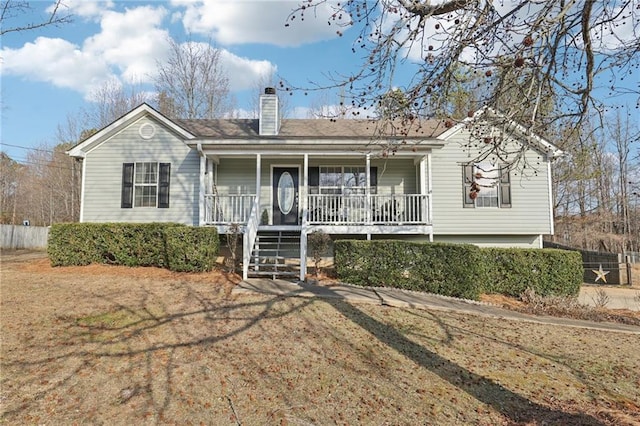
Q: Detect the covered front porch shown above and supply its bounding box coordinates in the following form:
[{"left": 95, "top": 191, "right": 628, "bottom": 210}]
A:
[{"left": 195, "top": 151, "right": 434, "bottom": 280}]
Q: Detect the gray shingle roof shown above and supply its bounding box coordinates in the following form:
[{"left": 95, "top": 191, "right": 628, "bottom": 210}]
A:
[{"left": 174, "top": 118, "right": 450, "bottom": 139}]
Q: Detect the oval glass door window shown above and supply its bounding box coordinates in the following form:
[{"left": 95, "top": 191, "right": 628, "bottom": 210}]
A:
[{"left": 278, "top": 172, "right": 295, "bottom": 214}]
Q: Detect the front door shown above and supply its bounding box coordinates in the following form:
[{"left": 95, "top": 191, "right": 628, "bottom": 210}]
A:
[{"left": 273, "top": 167, "right": 299, "bottom": 225}]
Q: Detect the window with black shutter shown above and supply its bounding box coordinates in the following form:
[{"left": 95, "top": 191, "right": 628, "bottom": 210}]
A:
[
  {"left": 121, "top": 163, "right": 134, "bottom": 208},
  {"left": 158, "top": 163, "right": 171, "bottom": 208},
  {"left": 462, "top": 162, "right": 511, "bottom": 208},
  {"left": 121, "top": 162, "right": 171, "bottom": 208}
]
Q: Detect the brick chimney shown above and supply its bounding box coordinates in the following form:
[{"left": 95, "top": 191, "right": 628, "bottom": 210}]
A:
[{"left": 259, "top": 87, "right": 279, "bottom": 136}]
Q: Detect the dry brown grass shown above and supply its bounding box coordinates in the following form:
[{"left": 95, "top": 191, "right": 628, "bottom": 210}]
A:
[
  {"left": 481, "top": 288, "right": 640, "bottom": 326},
  {"left": 2, "top": 251, "right": 640, "bottom": 425}
]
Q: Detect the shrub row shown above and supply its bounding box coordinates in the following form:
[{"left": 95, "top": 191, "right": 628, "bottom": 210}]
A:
[
  {"left": 481, "top": 247, "right": 582, "bottom": 297},
  {"left": 334, "top": 240, "right": 484, "bottom": 300},
  {"left": 334, "top": 240, "right": 582, "bottom": 300},
  {"left": 48, "top": 223, "right": 219, "bottom": 272}
]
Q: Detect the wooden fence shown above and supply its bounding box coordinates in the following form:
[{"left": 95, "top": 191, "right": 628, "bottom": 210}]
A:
[
  {"left": 544, "top": 241, "right": 631, "bottom": 285},
  {"left": 0, "top": 225, "right": 49, "bottom": 250}
]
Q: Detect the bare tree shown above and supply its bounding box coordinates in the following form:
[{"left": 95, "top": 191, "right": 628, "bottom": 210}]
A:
[
  {"left": 84, "top": 78, "right": 153, "bottom": 128},
  {"left": 305, "top": 87, "right": 350, "bottom": 119},
  {"left": 553, "top": 116, "right": 640, "bottom": 252},
  {"left": 0, "top": 152, "right": 22, "bottom": 223},
  {"left": 287, "top": 0, "right": 639, "bottom": 167},
  {"left": 154, "top": 37, "right": 232, "bottom": 119},
  {"left": 0, "top": 0, "right": 72, "bottom": 36}
]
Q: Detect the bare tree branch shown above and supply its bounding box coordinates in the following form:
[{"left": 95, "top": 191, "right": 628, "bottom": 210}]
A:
[
  {"left": 154, "top": 36, "right": 232, "bottom": 119},
  {"left": 286, "top": 0, "right": 639, "bottom": 169},
  {"left": 0, "top": 0, "right": 72, "bottom": 36}
]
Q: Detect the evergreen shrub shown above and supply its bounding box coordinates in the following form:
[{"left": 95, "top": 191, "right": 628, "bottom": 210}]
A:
[
  {"left": 334, "top": 240, "right": 485, "bottom": 300},
  {"left": 334, "top": 240, "right": 583, "bottom": 300},
  {"left": 48, "top": 223, "right": 219, "bottom": 272},
  {"left": 480, "top": 247, "right": 582, "bottom": 296}
]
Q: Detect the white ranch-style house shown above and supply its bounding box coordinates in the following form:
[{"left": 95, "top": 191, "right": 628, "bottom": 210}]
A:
[{"left": 68, "top": 88, "right": 563, "bottom": 280}]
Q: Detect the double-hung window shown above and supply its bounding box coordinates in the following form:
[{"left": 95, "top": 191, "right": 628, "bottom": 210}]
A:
[
  {"left": 121, "top": 162, "right": 171, "bottom": 208},
  {"left": 463, "top": 162, "right": 511, "bottom": 208},
  {"left": 309, "top": 166, "right": 377, "bottom": 194},
  {"left": 318, "top": 166, "right": 368, "bottom": 195}
]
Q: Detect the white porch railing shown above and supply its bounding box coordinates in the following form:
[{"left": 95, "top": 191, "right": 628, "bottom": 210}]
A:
[
  {"left": 307, "top": 193, "right": 431, "bottom": 225},
  {"left": 204, "top": 193, "right": 431, "bottom": 226},
  {"left": 204, "top": 194, "right": 255, "bottom": 224}
]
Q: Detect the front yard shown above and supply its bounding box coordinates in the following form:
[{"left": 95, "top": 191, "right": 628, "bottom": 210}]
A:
[{"left": 1, "top": 251, "right": 639, "bottom": 425}]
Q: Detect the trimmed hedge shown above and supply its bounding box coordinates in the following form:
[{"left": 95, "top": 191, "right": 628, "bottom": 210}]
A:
[
  {"left": 48, "top": 223, "right": 219, "bottom": 272},
  {"left": 480, "top": 247, "right": 582, "bottom": 297},
  {"left": 335, "top": 240, "right": 485, "bottom": 300},
  {"left": 334, "top": 240, "right": 583, "bottom": 300}
]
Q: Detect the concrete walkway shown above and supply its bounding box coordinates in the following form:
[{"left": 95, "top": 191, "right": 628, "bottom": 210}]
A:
[
  {"left": 233, "top": 279, "right": 640, "bottom": 334},
  {"left": 579, "top": 285, "right": 640, "bottom": 311}
]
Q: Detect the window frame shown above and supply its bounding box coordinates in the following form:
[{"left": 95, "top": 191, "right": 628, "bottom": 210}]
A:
[
  {"left": 462, "top": 162, "right": 511, "bottom": 209},
  {"left": 309, "top": 165, "right": 377, "bottom": 194},
  {"left": 319, "top": 165, "right": 368, "bottom": 195},
  {"left": 121, "top": 162, "right": 171, "bottom": 209}
]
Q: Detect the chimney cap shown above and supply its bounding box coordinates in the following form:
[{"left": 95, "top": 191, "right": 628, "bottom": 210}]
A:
[{"left": 264, "top": 87, "right": 276, "bottom": 95}]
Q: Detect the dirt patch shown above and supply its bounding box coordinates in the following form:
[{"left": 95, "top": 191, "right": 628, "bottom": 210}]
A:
[{"left": 2, "top": 252, "right": 639, "bottom": 425}]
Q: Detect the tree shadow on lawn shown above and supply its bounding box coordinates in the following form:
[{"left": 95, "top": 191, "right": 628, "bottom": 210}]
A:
[
  {"left": 0, "top": 281, "right": 316, "bottom": 424},
  {"left": 325, "top": 298, "right": 605, "bottom": 425},
  {"left": 2, "top": 278, "right": 606, "bottom": 425}
]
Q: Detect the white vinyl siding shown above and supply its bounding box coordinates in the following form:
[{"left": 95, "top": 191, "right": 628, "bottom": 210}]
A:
[
  {"left": 371, "top": 158, "right": 417, "bottom": 196},
  {"left": 433, "top": 234, "right": 543, "bottom": 248},
  {"left": 81, "top": 116, "right": 199, "bottom": 225},
  {"left": 215, "top": 158, "right": 257, "bottom": 195},
  {"left": 431, "top": 125, "right": 553, "bottom": 235}
]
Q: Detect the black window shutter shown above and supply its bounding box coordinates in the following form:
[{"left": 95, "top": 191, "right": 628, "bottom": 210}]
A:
[
  {"left": 499, "top": 165, "right": 511, "bottom": 208},
  {"left": 369, "top": 166, "right": 377, "bottom": 194},
  {"left": 462, "top": 164, "right": 475, "bottom": 208},
  {"left": 158, "top": 163, "right": 171, "bottom": 208},
  {"left": 121, "top": 163, "right": 134, "bottom": 208},
  {"left": 309, "top": 167, "right": 319, "bottom": 194}
]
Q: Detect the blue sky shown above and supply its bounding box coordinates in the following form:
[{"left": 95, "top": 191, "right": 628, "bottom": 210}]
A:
[
  {"left": 1, "top": 0, "right": 638, "bottom": 164},
  {"left": 1, "top": 0, "right": 369, "bottom": 162}
]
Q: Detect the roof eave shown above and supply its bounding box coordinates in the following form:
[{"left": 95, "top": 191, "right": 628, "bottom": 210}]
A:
[{"left": 66, "top": 103, "right": 196, "bottom": 157}]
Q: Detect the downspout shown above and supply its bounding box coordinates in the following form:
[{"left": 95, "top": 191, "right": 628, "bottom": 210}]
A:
[
  {"left": 546, "top": 154, "right": 554, "bottom": 243},
  {"left": 197, "top": 143, "right": 205, "bottom": 226},
  {"left": 79, "top": 158, "right": 86, "bottom": 223}
]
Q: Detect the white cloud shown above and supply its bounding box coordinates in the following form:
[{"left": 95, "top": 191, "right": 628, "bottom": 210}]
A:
[
  {"left": 221, "top": 51, "right": 277, "bottom": 91},
  {"left": 1, "top": 5, "right": 171, "bottom": 97},
  {"left": 590, "top": 3, "right": 638, "bottom": 52},
  {"left": 48, "top": 0, "right": 114, "bottom": 19},
  {"left": 1, "top": 2, "right": 298, "bottom": 104},
  {"left": 83, "top": 6, "right": 171, "bottom": 83},
  {"left": 171, "top": 0, "right": 345, "bottom": 47},
  {"left": 0, "top": 37, "right": 113, "bottom": 93}
]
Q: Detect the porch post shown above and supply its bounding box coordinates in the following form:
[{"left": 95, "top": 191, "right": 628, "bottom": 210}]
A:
[
  {"left": 426, "top": 154, "right": 434, "bottom": 241},
  {"left": 198, "top": 143, "right": 206, "bottom": 226},
  {"left": 365, "top": 153, "right": 371, "bottom": 224},
  {"left": 302, "top": 154, "right": 309, "bottom": 219},
  {"left": 255, "top": 154, "right": 261, "bottom": 208},
  {"left": 300, "top": 154, "right": 309, "bottom": 281},
  {"left": 419, "top": 155, "right": 432, "bottom": 241}
]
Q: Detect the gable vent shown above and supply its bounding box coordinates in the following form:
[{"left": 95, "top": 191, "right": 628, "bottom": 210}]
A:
[
  {"left": 139, "top": 123, "right": 156, "bottom": 139},
  {"left": 259, "top": 87, "right": 279, "bottom": 136}
]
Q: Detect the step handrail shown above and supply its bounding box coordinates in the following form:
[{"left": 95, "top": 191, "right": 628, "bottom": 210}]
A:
[{"left": 242, "top": 197, "right": 260, "bottom": 280}]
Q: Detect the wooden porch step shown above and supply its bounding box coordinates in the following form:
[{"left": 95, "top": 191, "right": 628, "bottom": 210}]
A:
[
  {"left": 247, "top": 230, "right": 301, "bottom": 280},
  {"left": 247, "top": 270, "right": 299, "bottom": 278}
]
